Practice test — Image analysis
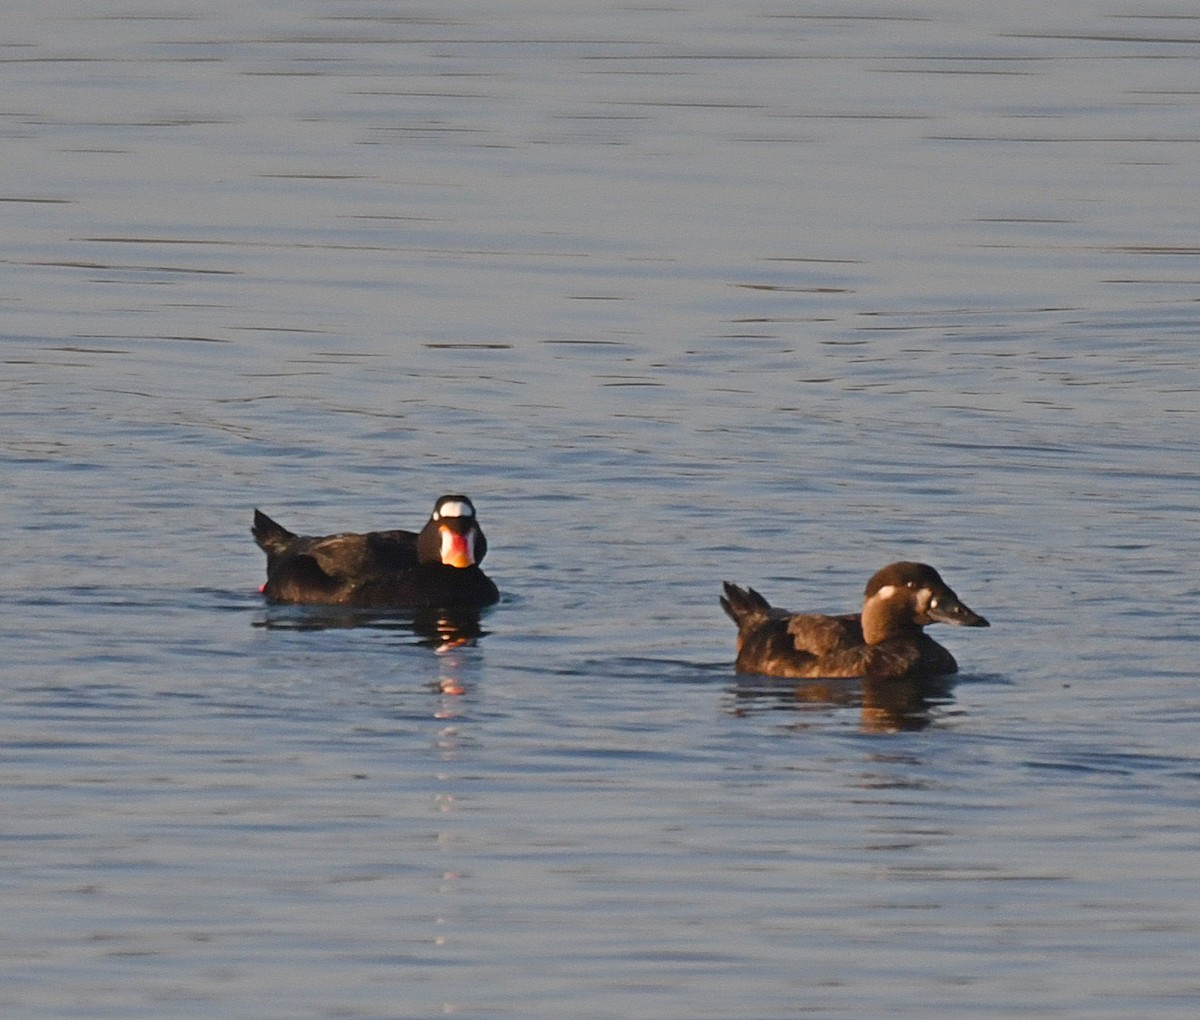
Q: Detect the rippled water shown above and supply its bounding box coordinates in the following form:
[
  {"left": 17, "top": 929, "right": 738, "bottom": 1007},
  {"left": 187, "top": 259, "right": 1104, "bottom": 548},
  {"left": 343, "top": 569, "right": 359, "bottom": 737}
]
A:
[{"left": 4, "top": 2, "right": 1199, "bottom": 1017}]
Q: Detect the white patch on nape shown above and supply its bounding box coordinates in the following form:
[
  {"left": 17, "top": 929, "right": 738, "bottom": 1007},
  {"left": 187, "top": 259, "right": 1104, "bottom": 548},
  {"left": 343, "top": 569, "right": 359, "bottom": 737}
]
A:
[
  {"left": 875, "top": 584, "right": 898, "bottom": 600},
  {"left": 435, "top": 499, "right": 474, "bottom": 520}
]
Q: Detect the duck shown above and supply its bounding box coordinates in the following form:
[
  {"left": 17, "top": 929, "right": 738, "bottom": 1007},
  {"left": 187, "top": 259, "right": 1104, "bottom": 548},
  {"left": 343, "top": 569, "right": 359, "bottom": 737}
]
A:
[
  {"left": 252, "top": 494, "right": 499, "bottom": 609},
  {"left": 720, "top": 561, "right": 988, "bottom": 680}
]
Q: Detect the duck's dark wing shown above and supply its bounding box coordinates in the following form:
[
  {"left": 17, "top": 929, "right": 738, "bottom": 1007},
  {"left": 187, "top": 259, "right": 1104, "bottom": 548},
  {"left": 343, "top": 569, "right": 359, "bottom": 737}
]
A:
[
  {"left": 276, "top": 529, "right": 420, "bottom": 586},
  {"left": 728, "top": 607, "right": 860, "bottom": 679},
  {"left": 253, "top": 510, "right": 419, "bottom": 601},
  {"left": 299, "top": 533, "right": 387, "bottom": 576},
  {"left": 739, "top": 612, "right": 861, "bottom": 678},
  {"left": 362, "top": 529, "right": 421, "bottom": 571},
  {"left": 786, "top": 612, "right": 863, "bottom": 657},
  {"left": 724, "top": 583, "right": 864, "bottom": 678}
]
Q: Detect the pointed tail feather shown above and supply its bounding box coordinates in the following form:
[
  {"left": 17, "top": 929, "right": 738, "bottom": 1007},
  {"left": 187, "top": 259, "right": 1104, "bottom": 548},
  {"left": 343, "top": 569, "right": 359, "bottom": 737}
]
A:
[
  {"left": 252, "top": 509, "right": 296, "bottom": 554},
  {"left": 720, "top": 581, "right": 772, "bottom": 626}
]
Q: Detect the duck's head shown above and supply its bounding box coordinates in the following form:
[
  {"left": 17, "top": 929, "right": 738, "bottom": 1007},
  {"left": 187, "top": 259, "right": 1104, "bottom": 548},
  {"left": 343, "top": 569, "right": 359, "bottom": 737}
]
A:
[
  {"left": 861, "top": 561, "right": 988, "bottom": 640},
  {"left": 418, "top": 495, "right": 487, "bottom": 568}
]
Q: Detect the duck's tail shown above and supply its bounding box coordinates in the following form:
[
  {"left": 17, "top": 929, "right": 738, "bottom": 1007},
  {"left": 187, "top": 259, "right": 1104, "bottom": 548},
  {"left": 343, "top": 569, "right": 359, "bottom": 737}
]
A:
[
  {"left": 720, "top": 581, "right": 772, "bottom": 626},
  {"left": 252, "top": 509, "right": 296, "bottom": 554}
]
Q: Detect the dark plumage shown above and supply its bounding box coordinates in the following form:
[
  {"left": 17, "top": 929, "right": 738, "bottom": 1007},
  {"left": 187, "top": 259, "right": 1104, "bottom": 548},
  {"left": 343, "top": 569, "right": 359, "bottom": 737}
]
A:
[
  {"left": 721, "top": 562, "right": 988, "bottom": 680},
  {"left": 252, "top": 494, "right": 499, "bottom": 609}
]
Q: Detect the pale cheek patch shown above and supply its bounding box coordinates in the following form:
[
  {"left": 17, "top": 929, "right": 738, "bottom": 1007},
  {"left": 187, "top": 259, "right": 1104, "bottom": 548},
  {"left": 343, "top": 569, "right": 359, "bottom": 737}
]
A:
[{"left": 917, "top": 588, "right": 935, "bottom": 612}]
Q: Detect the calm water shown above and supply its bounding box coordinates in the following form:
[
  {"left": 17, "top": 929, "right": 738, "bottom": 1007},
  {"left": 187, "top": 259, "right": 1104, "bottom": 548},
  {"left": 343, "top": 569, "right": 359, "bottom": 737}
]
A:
[{"left": 3, "top": 2, "right": 1199, "bottom": 1017}]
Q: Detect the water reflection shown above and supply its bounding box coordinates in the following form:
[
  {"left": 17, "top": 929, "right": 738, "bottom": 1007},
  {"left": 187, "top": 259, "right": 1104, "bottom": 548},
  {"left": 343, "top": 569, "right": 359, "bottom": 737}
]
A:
[
  {"left": 432, "top": 644, "right": 470, "bottom": 706},
  {"left": 252, "top": 604, "right": 489, "bottom": 650},
  {"left": 727, "top": 674, "right": 957, "bottom": 733},
  {"left": 860, "top": 675, "right": 956, "bottom": 733}
]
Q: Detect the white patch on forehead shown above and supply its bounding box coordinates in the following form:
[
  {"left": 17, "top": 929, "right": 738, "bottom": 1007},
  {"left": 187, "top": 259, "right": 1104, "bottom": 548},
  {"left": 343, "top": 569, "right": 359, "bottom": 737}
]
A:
[{"left": 436, "top": 499, "right": 474, "bottom": 520}]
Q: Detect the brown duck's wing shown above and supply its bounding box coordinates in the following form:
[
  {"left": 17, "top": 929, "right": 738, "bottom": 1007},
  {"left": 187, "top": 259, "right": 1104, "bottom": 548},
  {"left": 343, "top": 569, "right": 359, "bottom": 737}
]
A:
[
  {"left": 733, "top": 611, "right": 855, "bottom": 679},
  {"left": 786, "top": 612, "right": 863, "bottom": 657}
]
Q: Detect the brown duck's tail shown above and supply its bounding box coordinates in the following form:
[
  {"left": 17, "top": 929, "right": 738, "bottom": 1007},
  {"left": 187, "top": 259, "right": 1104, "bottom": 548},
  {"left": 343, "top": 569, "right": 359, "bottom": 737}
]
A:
[
  {"left": 720, "top": 581, "right": 772, "bottom": 626},
  {"left": 252, "top": 509, "right": 296, "bottom": 554}
]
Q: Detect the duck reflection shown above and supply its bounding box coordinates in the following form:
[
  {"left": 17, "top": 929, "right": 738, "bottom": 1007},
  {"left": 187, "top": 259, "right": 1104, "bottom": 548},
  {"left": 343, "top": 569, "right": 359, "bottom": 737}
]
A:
[
  {"left": 860, "top": 674, "right": 955, "bottom": 733},
  {"left": 412, "top": 607, "right": 487, "bottom": 651},
  {"left": 253, "top": 603, "right": 489, "bottom": 650},
  {"left": 432, "top": 640, "right": 469, "bottom": 704},
  {"left": 729, "top": 672, "right": 956, "bottom": 733}
]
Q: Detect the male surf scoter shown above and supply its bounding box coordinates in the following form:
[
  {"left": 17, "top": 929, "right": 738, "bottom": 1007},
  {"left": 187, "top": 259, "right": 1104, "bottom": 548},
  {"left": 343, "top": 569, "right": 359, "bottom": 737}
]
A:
[
  {"left": 252, "top": 494, "right": 499, "bottom": 609},
  {"left": 720, "top": 561, "right": 988, "bottom": 680}
]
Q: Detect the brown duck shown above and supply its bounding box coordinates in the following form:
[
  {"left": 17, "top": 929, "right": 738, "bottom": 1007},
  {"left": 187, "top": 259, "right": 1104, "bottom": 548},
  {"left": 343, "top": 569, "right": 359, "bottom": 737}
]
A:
[{"left": 721, "top": 561, "right": 988, "bottom": 680}]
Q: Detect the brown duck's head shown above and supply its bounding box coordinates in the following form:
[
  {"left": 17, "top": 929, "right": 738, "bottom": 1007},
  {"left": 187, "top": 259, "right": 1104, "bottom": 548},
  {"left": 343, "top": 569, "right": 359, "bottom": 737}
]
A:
[
  {"left": 418, "top": 495, "right": 488, "bottom": 568},
  {"left": 862, "top": 561, "right": 989, "bottom": 636}
]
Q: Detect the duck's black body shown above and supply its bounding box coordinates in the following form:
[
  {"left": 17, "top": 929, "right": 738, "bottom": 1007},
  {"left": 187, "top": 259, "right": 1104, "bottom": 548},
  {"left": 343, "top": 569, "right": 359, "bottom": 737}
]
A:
[
  {"left": 721, "top": 562, "right": 988, "bottom": 680},
  {"left": 252, "top": 495, "right": 499, "bottom": 609}
]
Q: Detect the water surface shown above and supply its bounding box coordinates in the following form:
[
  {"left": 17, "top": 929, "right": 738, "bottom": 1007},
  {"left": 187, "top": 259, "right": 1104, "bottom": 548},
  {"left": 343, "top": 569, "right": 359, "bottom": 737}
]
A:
[{"left": 3, "top": 2, "right": 1199, "bottom": 1017}]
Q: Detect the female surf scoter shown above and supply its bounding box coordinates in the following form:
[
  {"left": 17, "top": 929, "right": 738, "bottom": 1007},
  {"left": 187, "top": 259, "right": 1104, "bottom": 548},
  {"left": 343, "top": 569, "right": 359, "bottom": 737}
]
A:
[
  {"left": 720, "top": 561, "right": 988, "bottom": 680},
  {"left": 252, "top": 494, "right": 499, "bottom": 609}
]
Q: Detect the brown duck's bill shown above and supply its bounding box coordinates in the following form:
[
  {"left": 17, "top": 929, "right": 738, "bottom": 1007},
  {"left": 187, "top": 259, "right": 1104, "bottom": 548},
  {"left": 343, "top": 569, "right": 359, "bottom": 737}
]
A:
[{"left": 929, "top": 594, "right": 989, "bottom": 628}]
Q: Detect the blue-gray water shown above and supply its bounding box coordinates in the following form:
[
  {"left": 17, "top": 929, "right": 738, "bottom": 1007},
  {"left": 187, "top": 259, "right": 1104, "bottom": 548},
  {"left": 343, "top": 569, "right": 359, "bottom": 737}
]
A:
[{"left": 3, "top": 2, "right": 1199, "bottom": 1017}]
